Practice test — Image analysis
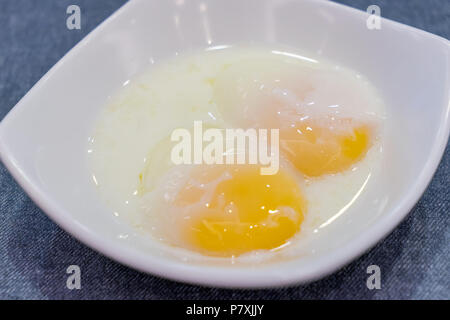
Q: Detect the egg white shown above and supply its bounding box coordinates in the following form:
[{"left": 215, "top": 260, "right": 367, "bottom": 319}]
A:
[{"left": 88, "top": 46, "right": 386, "bottom": 264}]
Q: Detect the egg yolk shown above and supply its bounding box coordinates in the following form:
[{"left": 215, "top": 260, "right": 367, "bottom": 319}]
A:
[
  {"left": 279, "top": 121, "right": 372, "bottom": 177},
  {"left": 174, "top": 166, "right": 306, "bottom": 257}
]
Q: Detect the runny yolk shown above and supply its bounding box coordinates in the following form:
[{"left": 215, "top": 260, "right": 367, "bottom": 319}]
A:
[
  {"left": 175, "top": 166, "right": 306, "bottom": 257},
  {"left": 279, "top": 121, "right": 372, "bottom": 177}
]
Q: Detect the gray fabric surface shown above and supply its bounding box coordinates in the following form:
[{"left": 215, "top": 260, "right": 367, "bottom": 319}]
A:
[{"left": 0, "top": 0, "right": 448, "bottom": 299}]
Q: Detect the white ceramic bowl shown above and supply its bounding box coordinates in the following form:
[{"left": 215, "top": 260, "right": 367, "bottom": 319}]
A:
[{"left": 0, "top": 0, "right": 449, "bottom": 288}]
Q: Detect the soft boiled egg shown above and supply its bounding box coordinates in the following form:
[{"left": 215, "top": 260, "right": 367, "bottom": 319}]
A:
[
  {"left": 88, "top": 46, "right": 385, "bottom": 262},
  {"left": 212, "top": 57, "right": 377, "bottom": 178}
]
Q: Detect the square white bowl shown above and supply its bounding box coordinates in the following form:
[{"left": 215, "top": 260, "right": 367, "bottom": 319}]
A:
[{"left": 0, "top": 0, "right": 448, "bottom": 288}]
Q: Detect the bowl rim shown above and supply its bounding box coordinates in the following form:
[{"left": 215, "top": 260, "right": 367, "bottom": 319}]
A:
[{"left": 0, "top": 0, "right": 449, "bottom": 288}]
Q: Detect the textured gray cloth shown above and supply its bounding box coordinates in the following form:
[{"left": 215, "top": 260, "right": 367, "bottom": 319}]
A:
[{"left": 0, "top": 0, "right": 448, "bottom": 299}]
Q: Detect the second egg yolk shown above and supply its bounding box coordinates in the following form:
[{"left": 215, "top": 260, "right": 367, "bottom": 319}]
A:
[{"left": 280, "top": 121, "right": 372, "bottom": 177}]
